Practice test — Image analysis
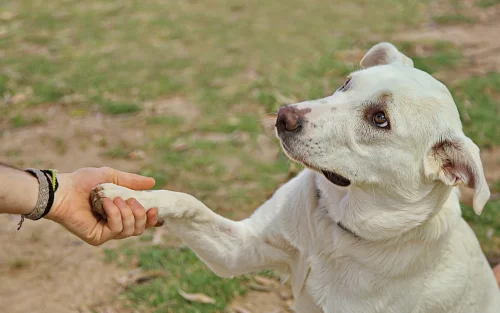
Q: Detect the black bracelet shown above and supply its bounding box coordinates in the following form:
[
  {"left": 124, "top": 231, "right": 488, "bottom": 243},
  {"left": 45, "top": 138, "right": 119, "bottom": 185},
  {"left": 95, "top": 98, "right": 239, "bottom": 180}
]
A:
[
  {"left": 41, "top": 172, "right": 55, "bottom": 218},
  {"left": 18, "top": 168, "right": 58, "bottom": 230},
  {"left": 41, "top": 169, "right": 59, "bottom": 192}
]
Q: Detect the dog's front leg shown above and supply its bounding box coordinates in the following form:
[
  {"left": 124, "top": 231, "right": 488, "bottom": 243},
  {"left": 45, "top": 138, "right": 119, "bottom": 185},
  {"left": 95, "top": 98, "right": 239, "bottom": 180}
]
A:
[{"left": 91, "top": 183, "right": 291, "bottom": 277}]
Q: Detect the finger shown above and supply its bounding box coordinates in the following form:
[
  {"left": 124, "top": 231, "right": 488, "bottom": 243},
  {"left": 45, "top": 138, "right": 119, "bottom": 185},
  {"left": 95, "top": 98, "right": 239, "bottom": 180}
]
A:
[
  {"left": 114, "top": 197, "right": 135, "bottom": 237},
  {"left": 102, "top": 198, "right": 123, "bottom": 233},
  {"left": 127, "top": 198, "right": 147, "bottom": 236},
  {"left": 101, "top": 167, "right": 156, "bottom": 190},
  {"left": 145, "top": 208, "right": 159, "bottom": 228}
]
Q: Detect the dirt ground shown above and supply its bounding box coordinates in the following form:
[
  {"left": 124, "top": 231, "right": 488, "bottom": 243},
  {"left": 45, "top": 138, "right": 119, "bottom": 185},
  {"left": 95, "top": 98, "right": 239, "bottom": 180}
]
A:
[
  {"left": 1, "top": 6, "right": 500, "bottom": 313},
  {"left": 0, "top": 106, "right": 150, "bottom": 313}
]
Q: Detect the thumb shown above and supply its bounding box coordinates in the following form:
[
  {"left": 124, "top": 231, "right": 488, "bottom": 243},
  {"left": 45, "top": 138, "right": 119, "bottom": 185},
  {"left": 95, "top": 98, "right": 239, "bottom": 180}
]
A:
[{"left": 101, "top": 167, "right": 156, "bottom": 190}]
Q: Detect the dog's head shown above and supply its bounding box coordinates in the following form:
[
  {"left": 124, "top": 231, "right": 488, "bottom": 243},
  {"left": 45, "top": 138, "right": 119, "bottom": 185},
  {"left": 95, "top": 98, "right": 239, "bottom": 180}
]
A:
[{"left": 276, "top": 42, "right": 490, "bottom": 216}]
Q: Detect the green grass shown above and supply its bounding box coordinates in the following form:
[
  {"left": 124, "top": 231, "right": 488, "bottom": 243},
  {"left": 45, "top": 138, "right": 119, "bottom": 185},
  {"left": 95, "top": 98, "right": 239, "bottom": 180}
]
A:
[
  {"left": 102, "top": 100, "right": 142, "bottom": 115},
  {"left": 397, "top": 41, "right": 462, "bottom": 75},
  {"left": 139, "top": 168, "right": 170, "bottom": 190},
  {"left": 451, "top": 73, "right": 500, "bottom": 147},
  {"left": 147, "top": 116, "right": 185, "bottom": 127},
  {"left": 199, "top": 114, "right": 262, "bottom": 134},
  {"left": 0, "top": 0, "right": 427, "bottom": 112},
  {"left": 477, "top": 0, "right": 500, "bottom": 8},
  {"left": 462, "top": 200, "right": 500, "bottom": 257},
  {"left": 0, "top": 74, "right": 9, "bottom": 95},
  {"left": 433, "top": 14, "right": 476, "bottom": 25},
  {"left": 109, "top": 245, "right": 248, "bottom": 313},
  {"left": 105, "top": 144, "right": 131, "bottom": 159},
  {"left": 9, "top": 114, "right": 46, "bottom": 128}
]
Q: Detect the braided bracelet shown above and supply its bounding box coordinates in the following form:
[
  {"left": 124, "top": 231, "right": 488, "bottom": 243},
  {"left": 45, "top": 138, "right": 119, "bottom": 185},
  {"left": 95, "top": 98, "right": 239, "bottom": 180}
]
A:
[{"left": 17, "top": 168, "right": 59, "bottom": 230}]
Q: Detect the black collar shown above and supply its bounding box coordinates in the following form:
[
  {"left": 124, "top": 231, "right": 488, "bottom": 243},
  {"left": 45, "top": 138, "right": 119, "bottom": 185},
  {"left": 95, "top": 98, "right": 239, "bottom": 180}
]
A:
[
  {"left": 316, "top": 188, "right": 363, "bottom": 239},
  {"left": 336, "top": 220, "right": 362, "bottom": 239}
]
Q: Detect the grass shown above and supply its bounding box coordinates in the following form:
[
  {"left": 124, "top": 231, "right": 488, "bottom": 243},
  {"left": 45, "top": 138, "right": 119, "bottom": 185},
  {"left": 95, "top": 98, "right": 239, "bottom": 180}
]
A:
[
  {"left": 462, "top": 200, "right": 500, "bottom": 257},
  {"left": 102, "top": 100, "right": 142, "bottom": 115},
  {"left": 105, "top": 144, "right": 132, "bottom": 159},
  {"left": 104, "top": 242, "right": 248, "bottom": 313},
  {"left": 433, "top": 14, "right": 476, "bottom": 25},
  {"left": 9, "top": 113, "right": 46, "bottom": 128},
  {"left": 0, "top": 0, "right": 498, "bottom": 312},
  {"left": 396, "top": 41, "right": 462, "bottom": 75},
  {"left": 477, "top": 0, "right": 500, "bottom": 8},
  {"left": 451, "top": 73, "right": 500, "bottom": 147},
  {"left": 126, "top": 247, "right": 248, "bottom": 313}
]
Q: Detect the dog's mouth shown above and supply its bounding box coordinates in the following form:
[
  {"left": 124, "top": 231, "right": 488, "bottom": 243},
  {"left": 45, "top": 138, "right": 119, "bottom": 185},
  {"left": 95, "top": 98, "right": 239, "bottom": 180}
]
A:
[
  {"left": 280, "top": 141, "right": 351, "bottom": 187},
  {"left": 321, "top": 170, "right": 351, "bottom": 187}
]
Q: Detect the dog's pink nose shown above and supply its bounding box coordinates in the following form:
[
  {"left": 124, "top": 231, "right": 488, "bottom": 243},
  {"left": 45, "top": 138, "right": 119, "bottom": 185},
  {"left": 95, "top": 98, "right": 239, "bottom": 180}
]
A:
[{"left": 277, "top": 106, "right": 303, "bottom": 133}]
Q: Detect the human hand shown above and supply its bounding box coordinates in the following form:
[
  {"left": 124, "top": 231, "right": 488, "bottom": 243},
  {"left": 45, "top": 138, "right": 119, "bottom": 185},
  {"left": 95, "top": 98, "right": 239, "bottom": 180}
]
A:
[{"left": 46, "top": 167, "right": 159, "bottom": 246}]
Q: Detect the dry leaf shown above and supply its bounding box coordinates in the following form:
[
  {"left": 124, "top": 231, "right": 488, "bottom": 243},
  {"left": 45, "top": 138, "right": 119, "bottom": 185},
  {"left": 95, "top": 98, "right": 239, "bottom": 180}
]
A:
[
  {"left": 114, "top": 269, "right": 166, "bottom": 288},
  {"left": 178, "top": 289, "right": 216, "bottom": 304},
  {"left": 129, "top": 149, "right": 146, "bottom": 160},
  {"left": 254, "top": 275, "right": 278, "bottom": 287},
  {"left": 248, "top": 282, "right": 273, "bottom": 292},
  {"left": 172, "top": 140, "right": 189, "bottom": 152},
  {"left": 232, "top": 307, "right": 252, "bottom": 313},
  {"left": 279, "top": 290, "right": 293, "bottom": 300}
]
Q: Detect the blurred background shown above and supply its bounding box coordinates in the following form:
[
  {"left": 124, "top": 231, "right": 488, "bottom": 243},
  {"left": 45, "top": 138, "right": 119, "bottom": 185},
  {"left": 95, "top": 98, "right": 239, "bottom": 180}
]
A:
[{"left": 0, "top": 0, "right": 498, "bottom": 312}]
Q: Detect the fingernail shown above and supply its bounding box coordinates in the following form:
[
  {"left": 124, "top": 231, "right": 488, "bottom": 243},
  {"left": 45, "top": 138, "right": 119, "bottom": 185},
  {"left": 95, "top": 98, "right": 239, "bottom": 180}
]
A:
[
  {"left": 126, "top": 198, "right": 140, "bottom": 210},
  {"left": 114, "top": 197, "right": 126, "bottom": 208},
  {"left": 154, "top": 220, "right": 164, "bottom": 227}
]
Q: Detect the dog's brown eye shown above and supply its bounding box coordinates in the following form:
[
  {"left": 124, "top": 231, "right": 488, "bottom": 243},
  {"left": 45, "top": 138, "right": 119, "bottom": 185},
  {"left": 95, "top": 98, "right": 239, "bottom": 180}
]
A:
[{"left": 373, "top": 112, "right": 388, "bottom": 128}]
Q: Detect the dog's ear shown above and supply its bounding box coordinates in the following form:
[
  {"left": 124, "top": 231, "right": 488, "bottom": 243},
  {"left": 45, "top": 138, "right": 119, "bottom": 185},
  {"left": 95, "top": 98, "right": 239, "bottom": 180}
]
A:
[
  {"left": 424, "top": 135, "right": 490, "bottom": 215},
  {"left": 360, "top": 42, "right": 414, "bottom": 68}
]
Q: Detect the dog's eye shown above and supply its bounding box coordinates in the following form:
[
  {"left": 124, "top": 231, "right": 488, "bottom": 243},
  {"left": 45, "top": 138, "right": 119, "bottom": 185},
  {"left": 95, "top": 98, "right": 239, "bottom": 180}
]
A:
[
  {"left": 373, "top": 112, "right": 389, "bottom": 128},
  {"left": 338, "top": 77, "right": 351, "bottom": 91}
]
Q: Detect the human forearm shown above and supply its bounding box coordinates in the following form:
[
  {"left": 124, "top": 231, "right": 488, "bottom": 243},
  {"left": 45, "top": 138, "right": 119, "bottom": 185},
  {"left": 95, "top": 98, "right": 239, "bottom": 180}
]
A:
[{"left": 0, "top": 163, "right": 39, "bottom": 215}]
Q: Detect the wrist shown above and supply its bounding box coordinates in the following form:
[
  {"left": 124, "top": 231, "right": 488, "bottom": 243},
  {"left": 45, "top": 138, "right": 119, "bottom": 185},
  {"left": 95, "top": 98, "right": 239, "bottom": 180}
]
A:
[
  {"left": 19, "top": 171, "right": 40, "bottom": 215},
  {"left": 45, "top": 173, "right": 70, "bottom": 222}
]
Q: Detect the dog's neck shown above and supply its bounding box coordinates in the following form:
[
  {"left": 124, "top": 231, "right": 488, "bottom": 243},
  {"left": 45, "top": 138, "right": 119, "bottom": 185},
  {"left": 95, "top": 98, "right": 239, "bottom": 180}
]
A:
[{"left": 315, "top": 172, "right": 461, "bottom": 242}]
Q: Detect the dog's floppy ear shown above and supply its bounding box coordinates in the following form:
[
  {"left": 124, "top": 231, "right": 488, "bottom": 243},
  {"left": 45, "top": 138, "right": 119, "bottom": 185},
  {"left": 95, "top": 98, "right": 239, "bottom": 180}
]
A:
[
  {"left": 360, "top": 42, "right": 414, "bottom": 68},
  {"left": 424, "top": 135, "right": 490, "bottom": 215}
]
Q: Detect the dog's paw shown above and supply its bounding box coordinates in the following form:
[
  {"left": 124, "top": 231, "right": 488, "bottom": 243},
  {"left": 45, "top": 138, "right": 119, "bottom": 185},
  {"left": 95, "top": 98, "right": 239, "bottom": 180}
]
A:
[
  {"left": 91, "top": 184, "right": 108, "bottom": 219},
  {"left": 91, "top": 183, "right": 135, "bottom": 220}
]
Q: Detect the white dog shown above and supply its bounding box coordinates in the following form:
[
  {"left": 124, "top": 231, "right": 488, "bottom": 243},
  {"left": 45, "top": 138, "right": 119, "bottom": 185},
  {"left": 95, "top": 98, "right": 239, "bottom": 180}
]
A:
[{"left": 92, "top": 42, "right": 500, "bottom": 312}]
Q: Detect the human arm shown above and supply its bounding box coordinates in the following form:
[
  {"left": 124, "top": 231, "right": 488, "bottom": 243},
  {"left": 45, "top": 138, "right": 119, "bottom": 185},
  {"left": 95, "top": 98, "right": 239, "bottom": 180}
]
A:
[
  {"left": 0, "top": 163, "right": 40, "bottom": 215},
  {"left": 0, "top": 163, "right": 159, "bottom": 245}
]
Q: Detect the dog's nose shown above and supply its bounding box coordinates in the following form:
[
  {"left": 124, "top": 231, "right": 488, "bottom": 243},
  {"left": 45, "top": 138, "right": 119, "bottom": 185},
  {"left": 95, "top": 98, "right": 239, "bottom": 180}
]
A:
[{"left": 277, "top": 106, "right": 303, "bottom": 133}]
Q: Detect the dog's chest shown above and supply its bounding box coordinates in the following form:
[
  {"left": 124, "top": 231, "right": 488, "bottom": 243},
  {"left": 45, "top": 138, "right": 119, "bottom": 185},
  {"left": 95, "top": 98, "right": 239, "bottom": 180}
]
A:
[
  {"left": 289, "top": 204, "right": 422, "bottom": 313},
  {"left": 299, "top": 254, "right": 419, "bottom": 313}
]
